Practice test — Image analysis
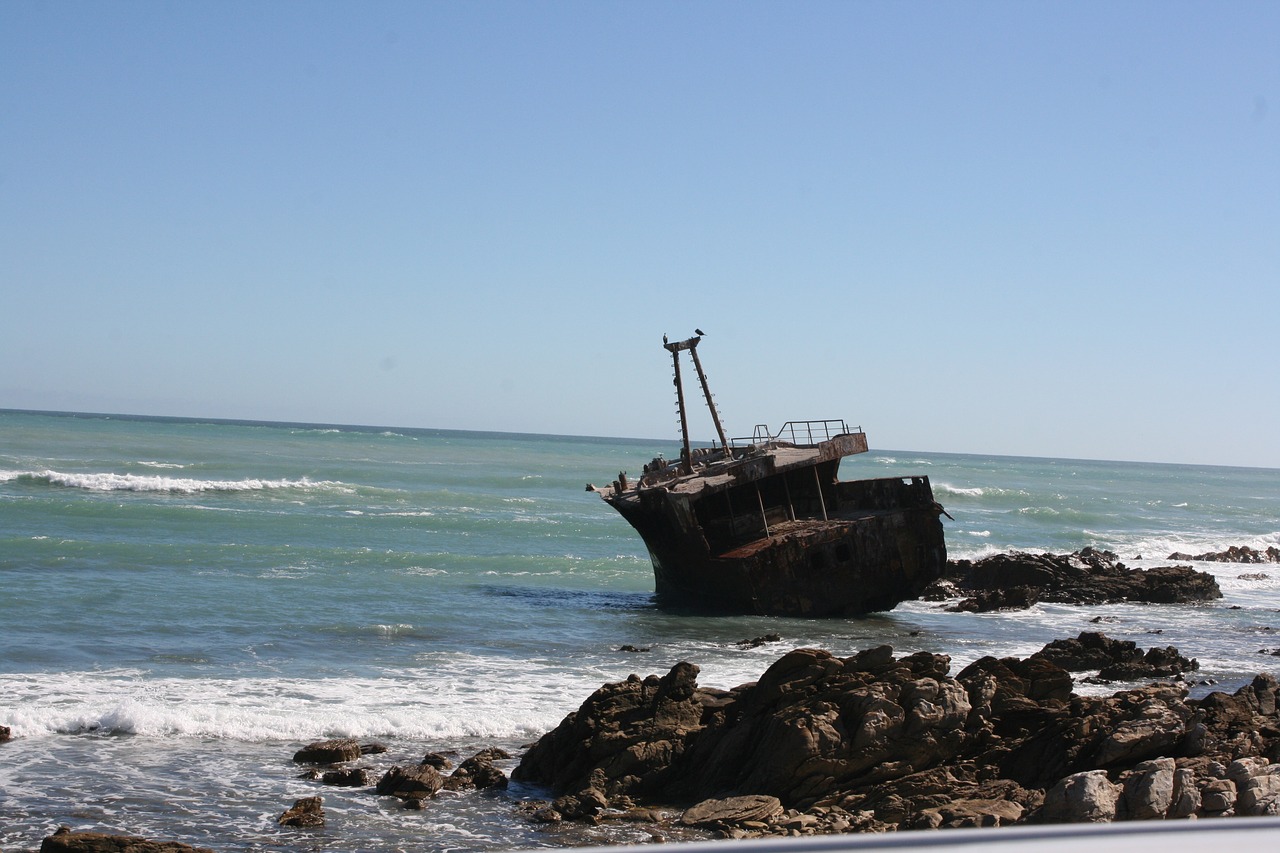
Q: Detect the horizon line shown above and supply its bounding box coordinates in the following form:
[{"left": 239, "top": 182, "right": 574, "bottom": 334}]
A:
[{"left": 2, "top": 407, "right": 1275, "bottom": 473}]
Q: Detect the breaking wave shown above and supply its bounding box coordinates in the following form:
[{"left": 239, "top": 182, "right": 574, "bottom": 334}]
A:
[{"left": 1, "top": 469, "right": 351, "bottom": 494}]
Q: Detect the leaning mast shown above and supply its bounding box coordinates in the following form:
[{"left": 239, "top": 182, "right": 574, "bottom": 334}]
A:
[{"left": 663, "top": 332, "right": 728, "bottom": 472}]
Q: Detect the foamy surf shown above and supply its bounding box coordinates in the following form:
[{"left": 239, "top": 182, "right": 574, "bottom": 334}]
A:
[{"left": 4, "top": 469, "right": 353, "bottom": 494}]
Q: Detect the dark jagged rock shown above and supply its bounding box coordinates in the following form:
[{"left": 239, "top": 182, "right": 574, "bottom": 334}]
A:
[
  {"left": 515, "top": 644, "right": 1280, "bottom": 834},
  {"left": 1032, "top": 632, "right": 1198, "bottom": 681},
  {"left": 377, "top": 763, "right": 445, "bottom": 803},
  {"left": 41, "top": 827, "right": 214, "bottom": 853},
  {"left": 422, "top": 751, "right": 454, "bottom": 771},
  {"left": 292, "top": 737, "right": 362, "bottom": 764},
  {"left": 951, "top": 586, "right": 1039, "bottom": 612},
  {"left": 737, "top": 633, "right": 782, "bottom": 648},
  {"left": 929, "top": 548, "right": 1221, "bottom": 610},
  {"left": 321, "top": 766, "right": 375, "bottom": 787},
  {"left": 1167, "top": 545, "right": 1280, "bottom": 564},
  {"left": 278, "top": 796, "right": 324, "bottom": 827},
  {"left": 0, "top": 724, "right": 10, "bottom": 742},
  {"left": 513, "top": 660, "right": 705, "bottom": 802},
  {"left": 443, "top": 748, "right": 511, "bottom": 791}
]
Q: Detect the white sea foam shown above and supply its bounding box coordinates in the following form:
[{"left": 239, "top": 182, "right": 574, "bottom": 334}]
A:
[
  {"left": 936, "top": 483, "right": 985, "bottom": 497},
  {"left": 0, "top": 664, "right": 590, "bottom": 742},
  {"left": 9, "top": 469, "right": 353, "bottom": 494}
]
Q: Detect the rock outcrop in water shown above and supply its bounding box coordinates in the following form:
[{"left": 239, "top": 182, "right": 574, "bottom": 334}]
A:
[
  {"left": 1166, "top": 545, "right": 1280, "bottom": 564},
  {"left": 278, "top": 796, "right": 325, "bottom": 827},
  {"left": 513, "top": 640, "right": 1280, "bottom": 835},
  {"left": 924, "top": 548, "right": 1222, "bottom": 612},
  {"left": 1031, "top": 631, "right": 1199, "bottom": 681},
  {"left": 40, "top": 827, "right": 215, "bottom": 853}
]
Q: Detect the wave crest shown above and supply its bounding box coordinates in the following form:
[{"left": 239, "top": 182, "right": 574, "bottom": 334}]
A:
[{"left": 3, "top": 469, "right": 351, "bottom": 494}]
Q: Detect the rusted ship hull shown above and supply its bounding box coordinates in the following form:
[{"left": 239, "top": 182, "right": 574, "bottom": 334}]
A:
[
  {"left": 608, "top": 473, "right": 947, "bottom": 617},
  {"left": 592, "top": 333, "right": 949, "bottom": 618}
]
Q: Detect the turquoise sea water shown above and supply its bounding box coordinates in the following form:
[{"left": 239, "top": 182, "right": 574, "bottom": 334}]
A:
[{"left": 2, "top": 409, "right": 1278, "bottom": 851}]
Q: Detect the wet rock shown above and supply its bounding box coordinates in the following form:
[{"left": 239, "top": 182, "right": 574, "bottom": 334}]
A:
[
  {"left": 421, "top": 751, "right": 454, "bottom": 771},
  {"left": 1032, "top": 632, "right": 1198, "bottom": 681},
  {"left": 736, "top": 634, "right": 782, "bottom": 648},
  {"left": 321, "top": 766, "right": 375, "bottom": 787},
  {"left": 41, "top": 827, "right": 214, "bottom": 853},
  {"left": 619, "top": 644, "right": 650, "bottom": 652},
  {"left": 292, "top": 737, "right": 361, "bottom": 764},
  {"left": 376, "top": 762, "right": 445, "bottom": 802},
  {"left": 1168, "top": 546, "right": 1280, "bottom": 564},
  {"left": 442, "top": 747, "right": 511, "bottom": 791},
  {"left": 950, "top": 586, "right": 1039, "bottom": 613},
  {"left": 938, "top": 548, "right": 1222, "bottom": 609},
  {"left": 0, "top": 724, "right": 10, "bottom": 742},
  {"left": 278, "top": 796, "right": 324, "bottom": 827}
]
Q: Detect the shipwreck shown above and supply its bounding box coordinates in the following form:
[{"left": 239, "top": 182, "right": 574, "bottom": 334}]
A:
[{"left": 589, "top": 333, "right": 949, "bottom": 617}]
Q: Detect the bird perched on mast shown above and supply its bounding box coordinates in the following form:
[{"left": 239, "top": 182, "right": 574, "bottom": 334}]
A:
[{"left": 695, "top": 328, "right": 706, "bottom": 336}]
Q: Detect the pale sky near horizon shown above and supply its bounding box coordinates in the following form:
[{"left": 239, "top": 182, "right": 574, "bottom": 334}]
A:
[{"left": 2, "top": 2, "right": 1277, "bottom": 468}]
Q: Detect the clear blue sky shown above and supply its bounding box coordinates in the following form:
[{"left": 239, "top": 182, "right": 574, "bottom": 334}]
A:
[{"left": 3, "top": 1, "right": 1277, "bottom": 468}]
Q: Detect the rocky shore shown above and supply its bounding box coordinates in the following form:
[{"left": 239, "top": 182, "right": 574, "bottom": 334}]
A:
[
  {"left": 20, "top": 548, "right": 1276, "bottom": 850},
  {"left": 513, "top": 632, "right": 1280, "bottom": 836}
]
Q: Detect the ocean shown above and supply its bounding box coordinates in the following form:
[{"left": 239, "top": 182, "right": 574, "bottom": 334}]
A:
[{"left": 2, "top": 409, "right": 1278, "bottom": 852}]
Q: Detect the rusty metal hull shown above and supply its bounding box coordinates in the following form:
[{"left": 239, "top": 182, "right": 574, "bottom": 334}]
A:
[
  {"left": 605, "top": 472, "right": 948, "bottom": 617},
  {"left": 598, "top": 334, "right": 948, "bottom": 616}
]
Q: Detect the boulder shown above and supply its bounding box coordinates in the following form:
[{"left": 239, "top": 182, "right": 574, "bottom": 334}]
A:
[
  {"left": 1040, "top": 771, "right": 1121, "bottom": 822},
  {"left": 1229, "top": 757, "right": 1280, "bottom": 816},
  {"left": 41, "top": 828, "right": 214, "bottom": 853},
  {"left": 679, "top": 795, "right": 783, "bottom": 826},
  {"left": 292, "top": 738, "right": 361, "bottom": 764},
  {"left": 278, "top": 796, "right": 324, "bottom": 827},
  {"left": 376, "top": 763, "right": 445, "bottom": 802},
  {"left": 321, "top": 766, "right": 375, "bottom": 787},
  {"left": 512, "top": 659, "right": 705, "bottom": 800},
  {"left": 443, "top": 748, "right": 511, "bottom": 791},
  {"left": 1121, "top": 758, "right": 1175, "bottom": 819}
]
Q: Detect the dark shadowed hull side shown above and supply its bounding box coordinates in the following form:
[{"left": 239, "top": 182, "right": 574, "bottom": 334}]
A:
[{"left": 609, "top": 475, "right": 948, "bottom": 617}]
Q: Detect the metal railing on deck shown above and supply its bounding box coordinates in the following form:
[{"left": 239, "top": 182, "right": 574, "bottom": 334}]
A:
[{"left": 730, "top": 419, "right": 862, "bottom": 449}]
